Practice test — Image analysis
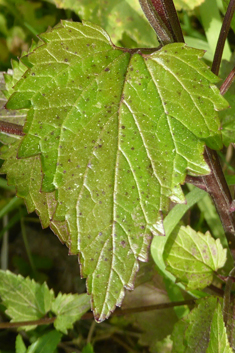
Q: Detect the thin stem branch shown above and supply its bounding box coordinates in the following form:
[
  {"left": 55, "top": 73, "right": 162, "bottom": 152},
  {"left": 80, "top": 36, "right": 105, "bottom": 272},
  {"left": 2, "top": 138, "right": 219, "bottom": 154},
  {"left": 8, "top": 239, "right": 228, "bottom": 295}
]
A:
[
  {"left": 220, "top": 65, "right": 235, "bottom": 95},
  {"left": 0, "top": 317, "right": 55, "bottom": 329},
  {"left": 0, "top": 299, "right": 196, "bottom": 329},
  {"left": 81, "top": 299, "right": 196, "bottom": 320},
  {"left": 211, "top": 0, "right": 235, "bottom": 75}
]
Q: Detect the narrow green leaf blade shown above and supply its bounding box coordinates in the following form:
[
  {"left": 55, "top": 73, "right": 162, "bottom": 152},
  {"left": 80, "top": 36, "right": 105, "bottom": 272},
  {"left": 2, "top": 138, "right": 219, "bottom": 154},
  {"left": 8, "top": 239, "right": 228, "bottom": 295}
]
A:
[
  {"left": 27, "top": 330, "right": 62, "bottom": 353},
  {"left": 15, "top": 335, "right": 27, "bottom": 353},
  {"left": 206, "top": 301, "right": 233, "bottom": 353},
  {"left": 52, "top": 292, "right": 90, "bottom": 334},
  {"left": 2, "top": 20, "right": 228, "bottom": 321},
  {"left": 0, "top": 270, "right": 54, "bottom": 330},
  {"left": 163, "top": 225, "right": 227, "bottom": 289}
]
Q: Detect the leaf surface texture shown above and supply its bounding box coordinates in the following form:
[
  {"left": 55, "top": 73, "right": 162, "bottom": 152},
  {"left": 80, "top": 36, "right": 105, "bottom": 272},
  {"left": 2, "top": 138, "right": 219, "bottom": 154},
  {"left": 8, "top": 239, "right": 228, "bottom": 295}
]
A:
[{"left": 1, "top": 20, "right": 228, "bottom": 321}]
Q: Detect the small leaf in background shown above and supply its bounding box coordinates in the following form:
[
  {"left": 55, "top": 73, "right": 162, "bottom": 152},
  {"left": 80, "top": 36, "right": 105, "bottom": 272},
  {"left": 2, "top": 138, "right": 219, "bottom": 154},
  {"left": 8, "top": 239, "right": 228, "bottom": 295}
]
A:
[
  {"left": 0, "top": 270, "right": 54, "bottom": 330},
  {"left": 174, "top": 0, "right": 205, "bottom": 10},
  {"left": 206, "top": 301, "right": 233, "bottom": 353},
  {"left": 50, "top": 0, "right": 158, "bottom": 47},
  {"left": 1, "top": 20, "right": 229, "bottom": 321},
  {"left": 26, "top": 330, "right": 62, "bottom": 353},
  {"left": 163, "top": 225, "right": 227, "bottom": 290},
  {"left": 52, "top": 292, "right": 90, "bottom": 334},
  {"left": 0, "top": 69, "right": 26, "bottom": 133},
  {"left": 82, "top": 343, "right": 95, "bottom": 353},
  {"left": 171, "top": 297, "right": 223, "bottom": 353},
  {"left": 15, "top": 334, "right": 27, "bottom": 353}
]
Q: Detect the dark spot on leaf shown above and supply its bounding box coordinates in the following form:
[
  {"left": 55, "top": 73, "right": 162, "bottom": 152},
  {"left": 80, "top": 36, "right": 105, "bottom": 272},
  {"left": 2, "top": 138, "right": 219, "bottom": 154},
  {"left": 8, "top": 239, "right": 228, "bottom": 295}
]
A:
[
  {"left": 105, "top": 67, "right": 110, "bottom": 72},
  {"left": 131, "top": 147, "right": 134, "bottom": 150},
  {"left": 122, "top": 125, "right": 125, "bottom": 129},
  {"left": 64, "top": 58, "right": 68, "bottom": 62},
  {"left": 120, "top": 241, "right": 126, "bottom": 248},
  {"left": 32, "top": 73, "right": 35, "bottom": 76}
]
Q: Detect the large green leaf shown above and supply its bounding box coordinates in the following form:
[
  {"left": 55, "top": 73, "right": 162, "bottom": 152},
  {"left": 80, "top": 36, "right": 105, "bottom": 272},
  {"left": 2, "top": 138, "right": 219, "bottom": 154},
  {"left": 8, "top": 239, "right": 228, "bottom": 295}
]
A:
[
  {"left": 163, "top": 225, "right": 227, "bottom": 290},
  {"left": 1, "top": 20, "right": 228, "bottom": 321}
]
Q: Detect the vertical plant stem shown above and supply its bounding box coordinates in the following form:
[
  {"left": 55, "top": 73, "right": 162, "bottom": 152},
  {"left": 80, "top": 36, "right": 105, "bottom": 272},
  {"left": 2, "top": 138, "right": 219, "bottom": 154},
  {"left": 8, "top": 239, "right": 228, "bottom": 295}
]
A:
[
  {"left": 211, "top": 0, "right": 235, "bottom": 75},
  {"left": 139, "top": 0, "right": 184, "bottom": 44},
  {"left": 139, "top": 0, "right": 173, "bottom": 44},
  {"left": 202, "top": 148, "right": 235, "bottom": 248},
  {"left": 20, "top": 208, "right": 36, "bottom": 275},
  {"left": 1, "top": 215, "right": 9, "bottom": 270},
  {"left": 150, "top": 0, "right": 184, "bottom": 42}
]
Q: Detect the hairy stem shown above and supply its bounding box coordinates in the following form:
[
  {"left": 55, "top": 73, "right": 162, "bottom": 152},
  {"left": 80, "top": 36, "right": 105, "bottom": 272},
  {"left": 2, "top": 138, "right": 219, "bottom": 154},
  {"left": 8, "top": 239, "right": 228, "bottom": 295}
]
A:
[
  {"left": 139, "top": 0, "right": 184, "bottom": 45},
  {"left": 139, "top": 0, "right": 173, "bottom": 44},
  {"left": 211, "top": 0, "right": 235, "bottom": 75},
  {"left": 150, "top": 0, "right": 184, "bottom": 42},
  {"left": 0, "top": 121, "right": 24, "bottom": 136}
]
